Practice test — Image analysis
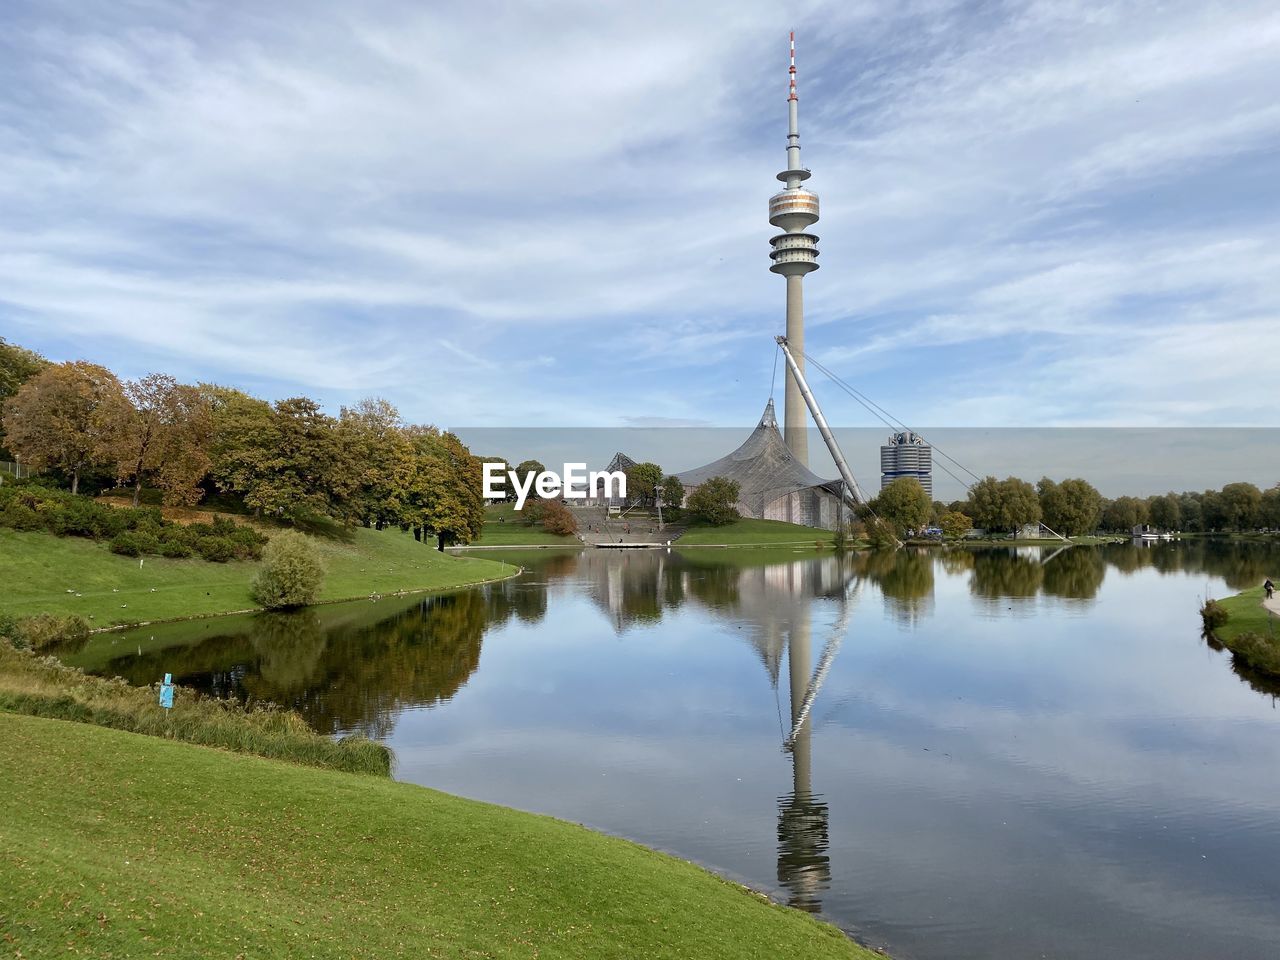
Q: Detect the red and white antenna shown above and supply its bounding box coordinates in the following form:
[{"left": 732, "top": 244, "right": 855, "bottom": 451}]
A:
[{"left": 788, "top": 30, "right": 797, "bottom": 101}]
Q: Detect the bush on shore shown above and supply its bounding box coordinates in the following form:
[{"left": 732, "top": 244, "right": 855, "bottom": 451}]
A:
[
  {"left": 251, "top": 530, "right": 326, "bottom": 609},
  {"left": 686, "top": 477, "right": 740, "bottom": 527},
  {"left": 0, "top": 613, "right": 91, "bottom": 652},
  {"left": 1200, "top": 598, "right": 1229, "bottom": 630},
  {"left": 1229, "top": 632, "right": 1280, "bottom": 677},
  {"left": 0, "top": 641, "right": 390, "bottom": 776},
  {"left": 0, "top": 480, "right": 266, "bottom": 561}
]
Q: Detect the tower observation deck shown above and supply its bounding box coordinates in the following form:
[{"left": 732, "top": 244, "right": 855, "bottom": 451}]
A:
[{"left": 770, "top": 32, "right": 819, "bottom": 467}]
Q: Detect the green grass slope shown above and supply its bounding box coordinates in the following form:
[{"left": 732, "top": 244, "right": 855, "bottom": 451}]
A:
[
  {"left": 0, "top": 714, "right": 877, "bottom": 960},
  {"left": 1215, "top": 587, "right": 1277, "bottom": 642},
  {"left": 0, "top": 527, "right": 514, "bottom": 625},
  {"left": 473, "top": 502, "right": 579, "bottom": 546},
  {"left": 677, "top": 518, "right": 837, "bottom": 547}
]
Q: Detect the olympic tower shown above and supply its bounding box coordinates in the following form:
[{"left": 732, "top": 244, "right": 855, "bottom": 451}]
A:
[{"left": 768, "top": 31, "right": 820, "bottom": 467}]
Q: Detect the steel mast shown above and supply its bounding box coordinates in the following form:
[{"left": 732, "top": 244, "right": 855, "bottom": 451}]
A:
[{"left": 775, "top": 336, "right": 865, "bottom": 505}]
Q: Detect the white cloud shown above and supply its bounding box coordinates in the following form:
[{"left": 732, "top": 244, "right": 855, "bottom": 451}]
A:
[{"left": 0, "top": 0, "right": 1276, "bottom": 429}]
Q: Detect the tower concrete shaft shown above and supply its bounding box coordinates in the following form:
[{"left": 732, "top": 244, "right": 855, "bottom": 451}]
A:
[
  {"left": 769, "top": 31, "right": 819, "bottom": 467},
  {"left": 784, "top": 275, "right": 808, "bottom": 463}
]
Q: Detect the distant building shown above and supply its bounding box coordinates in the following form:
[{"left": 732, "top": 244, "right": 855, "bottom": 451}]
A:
[
  {"left": 880, "top": 431, "right": 932, "bottom": 497},
  {"left": 676, "top": 400, "right": 851, "bottom": 530},
  {"left": 585, "top": 451, "right": 637, "bottom": 509}
]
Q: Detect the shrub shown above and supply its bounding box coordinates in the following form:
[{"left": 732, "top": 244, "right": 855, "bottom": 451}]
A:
[
  {"left": 541, "top": 500, "right": 578, "bottom": 536},
  {"left": 196, "top": 536, "right": 236, "bottom": 563},
  {"left": 522, "top": 499, "right": 547, "bottom": 527},
  {"left": 1231, "top": 632, "right": 1280, "bottom": 677},
  {"left": 686, "top": 477, "right": 740, "bottom": 526},
  {"left": 159, "top": 538, "right": 194, "bottom": 558},
  {"left": 209, "top": 515, "right": 240, "bottom": 537},
  {"left": 2, "top": 614, "right": 91, "bottom": 652},
  {"left": 1200, "top": 598, "right": 1229, "bottom": 631},
  {"left": 0, "top": 480, "right": 265, "bottom": 565},
  {"left": 229, "top": 525, "right": 268, "bottom": 560},
  {"left": 0, "top": 504, "right": 42, "bottom": 531},
  {"left": 158, "top": 523, "right": 196, "bottom": 547},
  {"left": 48, "top": 496, "right": 100, "bottom": 537},
  {"left": 110, "top": 531, "right": 160, "bottom": 556},
  {"left": 251, "top": 531, "right": 325, "bottom": 609},
  {"left": 0, "top": 643, "right": 391, "bottom": 776},
  {"left": 109, "top": 532, "right": 145, "bottom": 556},
  {"left": 91, "top": 507, "right": 130, "bottom": 539},
  {"left": 866, "top": 517, "right": 900, "bottom": 551},
  {"left": 0, "top": 613, "right": 22, "bottom": 649}
]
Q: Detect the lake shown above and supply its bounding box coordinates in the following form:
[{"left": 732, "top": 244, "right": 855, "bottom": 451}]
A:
[{"left": 69, "top": 540, "right": 1280, "bottom": 960}]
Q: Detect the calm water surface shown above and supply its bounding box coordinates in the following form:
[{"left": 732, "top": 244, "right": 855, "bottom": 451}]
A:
[{"left": 72, "top": 541, "right": 1280, "bottom": 960}]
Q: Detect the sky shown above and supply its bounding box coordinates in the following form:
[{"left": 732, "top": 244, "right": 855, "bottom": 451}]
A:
[{"left": 2, "top": 0, "right": 1279, "bottom": 446}]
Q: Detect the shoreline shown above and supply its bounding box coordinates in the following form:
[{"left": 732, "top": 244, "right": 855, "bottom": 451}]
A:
[
  {"left": 0, "top": 526, "right": 522, "bottom": 630},
  {"left": 79, "top": 564, "right": 525, "bottom": 635},
  {"left": 0, "top": 712, "right": 882, "bottom": 959}
]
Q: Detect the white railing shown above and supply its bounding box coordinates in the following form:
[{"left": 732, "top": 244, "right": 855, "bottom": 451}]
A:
[{"left": 0, "top": 460, "right": 34, "bottom": 481}]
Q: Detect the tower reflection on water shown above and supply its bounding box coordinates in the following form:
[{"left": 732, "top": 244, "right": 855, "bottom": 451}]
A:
[{"left": 778, "top": 604, "right": 831, "bottom": 913}]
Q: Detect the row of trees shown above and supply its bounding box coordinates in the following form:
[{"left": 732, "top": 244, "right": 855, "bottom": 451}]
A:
[
  {"left": 490, "top": 458, "right": 687, "bottom": 513},
  {"left": 0, "top": 340, "right": 486, "bottom": 546},
  {"left": 866, "top": 473, "right": 1280, "bottom": 539}
]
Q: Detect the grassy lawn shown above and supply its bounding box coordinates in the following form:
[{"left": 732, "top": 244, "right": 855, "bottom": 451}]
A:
[
  {"left": 0, "top": 713, "right": 877, "bottom": 960},
  {"left": 1203, "top": 587, "right": 1280, "bottom": 681},
  {"left": 0, "top": 527, "right": 514, "bottom": 626},
  {"left": 1214, "top": 587, "right": 1277, "bottom": 642},
  {"left": 677, "top": 518, "right": 838, "bottom": 548},
  {"left": 473, "top": 502, "right": 579, "bottom": 546},
  {"left": 0, "top": 643, "right": 390, "bottom": 774}
]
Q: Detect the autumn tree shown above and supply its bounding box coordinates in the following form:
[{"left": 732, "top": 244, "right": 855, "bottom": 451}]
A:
[
  {"left": 406, "top": 429, "right": 486, "bottom": 549},
  {"left": 209, "top": 389, "right": 279, "bottom": 514},
  {"left": 1037, "top": 477, "right": 1103, "bottom": 536},
  {"left": 967, "top": 476, "right": 1041, "bottom": 533},
  {"left": 336, "top": 397, "right": 405, "bottom": 527},
  {"left": 1, "top": 361, "right": 122, "bottom": 493},
  {"left": 939, "top": 510, "right": 972, "bottom": 540},
  {"left": 686, "top": 476, "right": 740, "bottom": 526},
  {"left": 0, "top": 338, "right": 48, "bottom": 458},
  {"left": 868, "top": 477, "right": 932, "bottom": 537},
  {"left": 211, "top": 394, "right": 341, "bottom": 521},
  {"left": 104, "top": 374, "right": 214, "bottom": 506},
  {"left": 540, "top": 499, "right": 578, "bottom": 536}
]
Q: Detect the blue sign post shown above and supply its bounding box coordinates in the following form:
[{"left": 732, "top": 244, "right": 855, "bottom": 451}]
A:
[{"left": 159, "top": 673, "right": 175, "bottom": 710}]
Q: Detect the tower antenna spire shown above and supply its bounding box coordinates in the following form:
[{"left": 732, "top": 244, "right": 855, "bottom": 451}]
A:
[{"left": 789, "top": 30, "right": 797, "bottom": 101}]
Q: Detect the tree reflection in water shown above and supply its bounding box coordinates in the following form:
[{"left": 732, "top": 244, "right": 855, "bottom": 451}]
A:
[
  {"left": 970, "top": 549, "right": 1044, "bottom": 604},
  {"left": 88, "top": 583, "right": 545, "bottom": 738},
  {"left": 1042, "top": 547, "right": 1107, "bottom": 600}
]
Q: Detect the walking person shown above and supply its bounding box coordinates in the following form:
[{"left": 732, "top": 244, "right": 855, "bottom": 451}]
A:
[{"left": 1265, "top": 578, "right": 1275, "bottom": 600}]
